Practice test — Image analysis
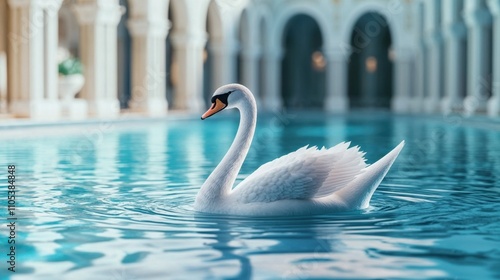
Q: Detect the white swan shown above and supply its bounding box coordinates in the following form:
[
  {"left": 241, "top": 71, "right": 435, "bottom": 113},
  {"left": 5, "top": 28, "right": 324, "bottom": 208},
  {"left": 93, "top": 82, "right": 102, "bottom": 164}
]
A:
[{"left": 195, "top": 83, "right": 404, "bottom": 216}]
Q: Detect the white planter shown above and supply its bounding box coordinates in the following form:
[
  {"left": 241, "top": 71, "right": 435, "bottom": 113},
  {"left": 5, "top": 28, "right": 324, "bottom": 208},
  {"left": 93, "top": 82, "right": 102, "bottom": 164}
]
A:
[
  {"left": 58, "top": 74, "right": 87, "bottom": 119},
  {"left": 58, "top": 74, "right": 84, "bottom": 102}
]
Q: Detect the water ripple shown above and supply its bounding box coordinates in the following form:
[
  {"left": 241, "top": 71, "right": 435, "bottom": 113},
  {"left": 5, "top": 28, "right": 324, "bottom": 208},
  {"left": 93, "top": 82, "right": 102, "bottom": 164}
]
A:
[{"left": 1, "top": 114, "right": 499, "bottom": 279}]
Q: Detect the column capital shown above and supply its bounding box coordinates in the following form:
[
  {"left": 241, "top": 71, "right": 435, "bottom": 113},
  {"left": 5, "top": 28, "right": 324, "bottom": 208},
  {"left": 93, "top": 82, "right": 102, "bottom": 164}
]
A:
[
  {"left": 443, "top": 22, "right": 467, "bottom": 40},
  {"left": 127, "top": 19, "right": 170, "bottom": 37},
  {"left": 241, "top": 48, "right": 261, "bottom": 59},
  {"left": 170, "top": 33, "right": 207, "bottom": 49},
  {"left": 488, "top": 0, "right": 500, "bottom": 15},
  {"left": 7, "top": 0, "right": 62, "bottom": 14},
  {"left": 422, "top": 0, "right": 441, "bottom": 35},
  {"left": 127, "top": 0, "right": 170, "bottom": 37},
  {"left": 208, "top": 40, "right": 239, "bottom": 56},
  {"left": 324, "top": 48, "right": 351, "bottom": 62},
  {"left": 73, "top": 0, "right": 125, "bottom": 25},
  {"left": 394, "top": 48, "right": 415, "bottom": 62},
  {"left": 463, "top": 0, "right": 493, "bottom": 27}
]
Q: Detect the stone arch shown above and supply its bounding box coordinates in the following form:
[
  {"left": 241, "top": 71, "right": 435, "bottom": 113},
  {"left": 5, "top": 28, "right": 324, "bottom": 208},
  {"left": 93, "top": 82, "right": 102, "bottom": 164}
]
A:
[
  {"left": 281, "top": 14, "right": 326, "bottom": 109},
  {"left": 203, "top": 0, "right": 227, "bottom": 103},
  {"left": 272, "top": 3, "right": 333, "bottom": 53},
  {"left": 340, "top": 3, "right": 401, "bottom": 52},
  {"left": 239, "top": 8, "right": 254, "bottom": 46},
  {"left": 207, "top": 0, "right": 224, "bottom": 40},
  {"left": 347, "top": 12, "right": 393, "bottom": 108},
  {"left": 267, "top": 3, "right": 331, "bottom": 110}
]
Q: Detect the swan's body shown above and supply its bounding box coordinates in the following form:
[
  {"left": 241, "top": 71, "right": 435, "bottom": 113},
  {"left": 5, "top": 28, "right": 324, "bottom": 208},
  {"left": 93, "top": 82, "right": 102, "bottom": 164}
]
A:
[{"left": 195, "top": 84, "right": 404, "bottom": 216}]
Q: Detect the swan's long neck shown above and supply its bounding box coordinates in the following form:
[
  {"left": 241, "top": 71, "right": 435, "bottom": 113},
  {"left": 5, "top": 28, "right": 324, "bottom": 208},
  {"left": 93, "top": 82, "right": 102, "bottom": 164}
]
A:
[{"left": 196, "top": 89, "right": 257, "bottom": 204}]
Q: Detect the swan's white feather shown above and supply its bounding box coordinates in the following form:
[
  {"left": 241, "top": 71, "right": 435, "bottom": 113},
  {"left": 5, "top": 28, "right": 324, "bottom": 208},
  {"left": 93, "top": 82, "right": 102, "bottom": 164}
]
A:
[
  {"left": 195, "top": 83, "right": 405, "bottom": 216},
  {"left": 231, "top": 142, "right": 367, "bottom": 203}
]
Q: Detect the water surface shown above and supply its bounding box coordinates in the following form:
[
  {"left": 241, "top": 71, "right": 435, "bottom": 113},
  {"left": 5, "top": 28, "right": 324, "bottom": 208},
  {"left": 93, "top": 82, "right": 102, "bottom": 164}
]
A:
[{"left": 1, "top": 112, "right": 499, "bottom": 279}]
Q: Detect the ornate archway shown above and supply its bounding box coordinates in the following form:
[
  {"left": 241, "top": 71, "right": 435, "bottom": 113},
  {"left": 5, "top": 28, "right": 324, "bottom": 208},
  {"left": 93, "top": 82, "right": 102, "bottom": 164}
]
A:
[
  {"left": 348, "top": 12, "right": 393, "bottom": 108},
  {"left": 281, "top": 14, "right": 326, "bottom": 109}
]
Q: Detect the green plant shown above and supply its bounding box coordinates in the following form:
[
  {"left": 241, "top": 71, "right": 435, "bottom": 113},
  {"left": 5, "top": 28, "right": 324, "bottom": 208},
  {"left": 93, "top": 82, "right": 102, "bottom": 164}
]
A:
[{"left": 58, "top": 58, "right": 83, "bottom": 76}]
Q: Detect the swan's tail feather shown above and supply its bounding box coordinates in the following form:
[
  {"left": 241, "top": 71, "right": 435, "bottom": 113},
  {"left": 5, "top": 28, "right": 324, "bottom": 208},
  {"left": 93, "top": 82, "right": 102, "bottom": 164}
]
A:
[{"left": 334, "top": 141, "right": 405, "bottom": 209}]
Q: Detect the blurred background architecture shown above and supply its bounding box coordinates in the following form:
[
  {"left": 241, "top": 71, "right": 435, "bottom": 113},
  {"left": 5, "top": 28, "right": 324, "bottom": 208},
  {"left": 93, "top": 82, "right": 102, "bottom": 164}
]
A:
[{"left": 0, "top": 0, "right": 499, "bottom": 120}]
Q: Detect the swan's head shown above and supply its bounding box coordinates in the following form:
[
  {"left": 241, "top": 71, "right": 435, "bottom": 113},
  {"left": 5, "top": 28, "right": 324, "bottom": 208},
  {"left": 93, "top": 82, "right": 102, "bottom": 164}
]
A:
[{"left": 201, "top": 84, "right": 247, "bottom": 120}]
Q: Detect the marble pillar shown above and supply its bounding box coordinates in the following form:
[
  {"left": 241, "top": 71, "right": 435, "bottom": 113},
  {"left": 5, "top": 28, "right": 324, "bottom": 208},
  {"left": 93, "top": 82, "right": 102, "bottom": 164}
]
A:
[
  {"left": 324, "top": 49, "right": 349, "bottom": 112},
  {"left": 240, "top": 47, "right": 261, "bottom": 105},
  {"left": 170, "top": 0, "right": 210, "bottom": 112},
  {"left": 487, "top": 0, "right": 500, "bottom": 116},
  {"left": 423, "top": 0, "right": 444, "bottom": 114},
  {"left": 441, "top": 0, "right": 467, "bottom": 114},
  {"left": 74, "top": 0, "right": 124, "bottom": 118},
  {"left": 463, "top": 0, "right": 493, "bottom": 115},
  {"left": 412, "top": 1, "right": 426, "bottom": 113},
  {"left": 261, "top": 49, "right": 282, "bottom": 111},
  {"left": 209, "top": 40, "right": 238, "bottom": 91},
  {"left": 0, "top": 0, "right": 7, "bottom": 114},
  {"left": 392, "top": 49, "right": 414, "bottom": 113},
  {"left": 127, "top": 0, "right": 170, "bottom": 116},
  {"left": 7, "top": 0, "right": 63, "bottom": 119}
]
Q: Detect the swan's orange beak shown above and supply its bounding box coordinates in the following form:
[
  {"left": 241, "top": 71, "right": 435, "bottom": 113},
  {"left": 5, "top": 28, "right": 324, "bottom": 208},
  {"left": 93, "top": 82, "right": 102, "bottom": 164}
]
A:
[{"left": 201, "top": 98, "right": 227, "bottom": 120}]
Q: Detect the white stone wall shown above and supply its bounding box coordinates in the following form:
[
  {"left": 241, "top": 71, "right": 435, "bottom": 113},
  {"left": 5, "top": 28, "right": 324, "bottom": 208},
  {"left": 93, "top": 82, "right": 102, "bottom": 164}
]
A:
[{"left": 0, "top": 0, "right": 499, "bottom": 119}]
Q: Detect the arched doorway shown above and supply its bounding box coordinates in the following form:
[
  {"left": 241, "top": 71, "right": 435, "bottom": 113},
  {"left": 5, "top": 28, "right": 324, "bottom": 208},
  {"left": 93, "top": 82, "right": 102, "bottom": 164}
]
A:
[
  {"left": 281, "top": 14, "right": 326, "bottom": 109},
  {"left": 348, "top": 13, "right": 393, "bottom": 109}
]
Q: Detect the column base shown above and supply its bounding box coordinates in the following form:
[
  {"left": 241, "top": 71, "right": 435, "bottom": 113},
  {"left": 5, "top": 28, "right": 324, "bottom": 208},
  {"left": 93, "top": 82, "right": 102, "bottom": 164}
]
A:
[
  {"left": 324, "top": 96, "right": 348, "bottom": 113},
  {"left": 89, "top": 99, "right": 120, "bottom": 118},
  {"left": 464, "top": 95, "right": 488, "bottom": 115},
  {"left": 9, "top": 100, "right": 62, "bottom": 120},
  {"left": 440, "top": 97, "right": 464, "bottom": 114},
  {"left": 410, "top": 97, "right": 423, "bottom": 113},
  {"left": 487, "top": 96, "right": 500, "bottom": 117},
  {"left": 391, "top": 96, "right": 411, "bottom": 113},
  {"left": 261, "top": 95, "right": 282, "bottom": 112},
  {"left": 62, "top": 99, "right": 88, "bottom": 120},
  {"left": 129, "top": 98, "right": 168, "bottom": 116},
  {"left": 423, "top": 97, "right": 441, "bottom": 113}
]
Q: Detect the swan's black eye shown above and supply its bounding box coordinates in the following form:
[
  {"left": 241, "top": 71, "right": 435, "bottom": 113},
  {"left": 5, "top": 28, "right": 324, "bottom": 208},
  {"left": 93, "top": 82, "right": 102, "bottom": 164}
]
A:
[{"left": 211, "top": 90, "right": 234, "bottom": 105}]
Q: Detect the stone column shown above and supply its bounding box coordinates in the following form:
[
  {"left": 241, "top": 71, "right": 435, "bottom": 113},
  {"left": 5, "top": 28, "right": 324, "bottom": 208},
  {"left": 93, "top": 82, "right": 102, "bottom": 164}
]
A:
[
  {"left": 169, "top": 0, "right": 210, "bottom": 112},
  {"left": 463, "top": 0, "right": 493, "bottom": 115},
  {"left": 261, "top": 49, "right": 282, "bottom": 111},
  {"left": 7, "top": 0, "right": 62, "bottom": 119},
  {"left": 423, "top": 0, "right": 444, "bottom": 113},
  {"left": 324, "top": 48, "right": 349, "bottom": 112},
  {"left": 412, "top": 1, "right": 426, "bottom": 113},
  {"left": 127, "top": 0, "right": 170, "bottom": 116},
  {"left": 209, "top": 39, "right": 238, "bottom": 91},
  {"left": 74, "top": 0, "right": 123, "bottom": 118},
  {"left": 441, "top": 0, "right": 467, "bottom": 114},
  {"left": 487, "top": 0, "right": 500, "bottom": 116},
  {"left": 240, "top": 46, "right": 261, "bottom": 105},
  {"left": 170, "top": 34, "right": 207, "bottom": 111},
  {"left": 392, "top": 49, "right": 414, "bottom": 112},
  {"left": 0, "top": 0, "right": 7, "bottom": 114}
]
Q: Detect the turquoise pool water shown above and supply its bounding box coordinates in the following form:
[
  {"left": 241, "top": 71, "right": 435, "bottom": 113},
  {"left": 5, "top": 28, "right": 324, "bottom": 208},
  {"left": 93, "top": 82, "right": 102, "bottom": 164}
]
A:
[{"left": 1, "top": 112, "right": 500, "bottom": 279}]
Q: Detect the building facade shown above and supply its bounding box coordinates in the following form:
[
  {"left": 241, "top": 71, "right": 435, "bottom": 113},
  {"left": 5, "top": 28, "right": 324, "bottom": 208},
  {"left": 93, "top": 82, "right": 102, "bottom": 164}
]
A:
[{"left": 0, "top": 0, "right": 499, "bottom": 119}]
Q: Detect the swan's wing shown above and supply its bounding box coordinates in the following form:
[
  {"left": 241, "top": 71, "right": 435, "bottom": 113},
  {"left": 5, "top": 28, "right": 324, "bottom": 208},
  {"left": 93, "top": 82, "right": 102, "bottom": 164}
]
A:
[{"left": 232, "top": 142, "right": 367, "bottom": 203}]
